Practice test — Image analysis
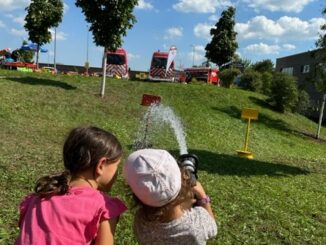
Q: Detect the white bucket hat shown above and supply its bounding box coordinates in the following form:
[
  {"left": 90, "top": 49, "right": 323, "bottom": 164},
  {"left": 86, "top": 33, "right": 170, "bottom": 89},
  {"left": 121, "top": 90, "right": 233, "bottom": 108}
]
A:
[{"left": 123, "top": 149, "right": 181, "bottom": 207}]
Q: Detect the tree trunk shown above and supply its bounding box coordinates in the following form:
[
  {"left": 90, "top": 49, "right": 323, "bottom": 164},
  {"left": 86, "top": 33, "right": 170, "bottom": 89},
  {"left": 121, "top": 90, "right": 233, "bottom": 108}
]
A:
[
  {"left": 36, "top": 44, "right": 40, "bottom": 69},
  {"left": 100, "top": 47, "right": 107, "bottom": 98},
  {"left": 316, "top": 93, "right": 326, "bottom": 139}
]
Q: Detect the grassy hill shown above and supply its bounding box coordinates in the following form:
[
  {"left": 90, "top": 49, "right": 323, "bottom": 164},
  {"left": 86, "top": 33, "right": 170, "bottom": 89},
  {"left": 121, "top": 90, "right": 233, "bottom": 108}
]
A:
[{"left": 0, "top": 69, "right": 325, "bottom": 244}]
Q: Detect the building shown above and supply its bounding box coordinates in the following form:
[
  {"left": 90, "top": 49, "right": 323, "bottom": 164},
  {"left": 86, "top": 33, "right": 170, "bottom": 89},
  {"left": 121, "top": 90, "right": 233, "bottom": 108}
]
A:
[{"left": 275, "top": 49, "right": 325, "bottom": 121}]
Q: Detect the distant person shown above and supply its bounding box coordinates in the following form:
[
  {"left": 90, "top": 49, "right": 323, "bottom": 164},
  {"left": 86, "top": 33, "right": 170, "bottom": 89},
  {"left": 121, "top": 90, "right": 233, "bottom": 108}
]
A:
[
  {"left": 123, "top": 149, "right": 218, "bottom": 245},
  {"left": 15, "top": 126, "right": 127, "bottom": 245}
]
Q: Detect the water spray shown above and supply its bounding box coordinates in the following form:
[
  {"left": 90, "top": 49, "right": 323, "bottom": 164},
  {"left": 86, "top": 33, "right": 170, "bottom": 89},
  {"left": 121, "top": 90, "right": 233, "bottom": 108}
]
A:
[{"left": 134, "top": 94, "right": 200, "bottom": 183}]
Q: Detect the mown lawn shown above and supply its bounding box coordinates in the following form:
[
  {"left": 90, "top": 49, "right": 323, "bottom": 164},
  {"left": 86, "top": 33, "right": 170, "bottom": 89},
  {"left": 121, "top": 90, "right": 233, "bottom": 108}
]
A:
[{"left": 0, "top": 70, "right": 325, "bottom": 244}]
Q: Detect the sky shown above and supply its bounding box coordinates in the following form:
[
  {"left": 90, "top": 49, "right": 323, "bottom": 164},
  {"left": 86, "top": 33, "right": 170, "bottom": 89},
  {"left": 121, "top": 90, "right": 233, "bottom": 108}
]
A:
[{"left": 0, "top": 0, "right": 325, "bottom": 71}]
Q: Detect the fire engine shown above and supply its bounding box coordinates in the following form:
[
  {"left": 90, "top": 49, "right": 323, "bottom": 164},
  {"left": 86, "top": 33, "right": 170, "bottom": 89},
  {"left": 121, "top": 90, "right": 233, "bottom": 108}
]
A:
[
  {"left": 106, "top": 48, "right": 129, "bottom": 79},
  {"left": 184, "top": 66, "right": 220, "bottom": 85},
  {"left": 149, "top": 51, "right": 175, "bottom": 82}
]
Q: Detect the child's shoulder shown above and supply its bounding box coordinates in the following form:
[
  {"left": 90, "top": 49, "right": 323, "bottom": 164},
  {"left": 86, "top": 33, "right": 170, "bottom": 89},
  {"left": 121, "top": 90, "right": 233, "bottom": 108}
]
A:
[{"left": 69, "top": 187, "right": 128, "bottom": 219}]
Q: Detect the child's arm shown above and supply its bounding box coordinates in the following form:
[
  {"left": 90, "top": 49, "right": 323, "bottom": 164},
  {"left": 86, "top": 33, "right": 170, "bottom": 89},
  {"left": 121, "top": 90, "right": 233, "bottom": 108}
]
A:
[
  {"left": 94, "top": 217, "right": 119, "bottom": 245},
  {"left": 193, "top": 181, "right": 215, "bottom": 219}
]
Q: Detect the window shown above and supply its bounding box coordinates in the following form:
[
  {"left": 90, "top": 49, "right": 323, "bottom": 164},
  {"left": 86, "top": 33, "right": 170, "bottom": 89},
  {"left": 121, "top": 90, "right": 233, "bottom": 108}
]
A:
[
  {"left": 281, "top": 67, "right": 293, "bottom": 75},
  {"left": 107, "top": 54, "right": 125, "bottom": 65},
  {"left": 302, "top": 65, "right": 310, "bottom": 73}
]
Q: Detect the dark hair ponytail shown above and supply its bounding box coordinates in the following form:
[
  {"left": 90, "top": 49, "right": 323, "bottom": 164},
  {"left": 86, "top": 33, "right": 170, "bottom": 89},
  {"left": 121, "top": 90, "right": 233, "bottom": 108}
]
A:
[{"left": 35, "top": 171, "right": 70, "bottom": 197}]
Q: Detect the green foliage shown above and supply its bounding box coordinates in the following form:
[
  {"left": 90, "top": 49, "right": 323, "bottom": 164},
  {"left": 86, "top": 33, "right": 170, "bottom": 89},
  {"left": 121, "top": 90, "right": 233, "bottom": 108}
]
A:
[
  {"left": 219, "top": 68, "right": 241, "bottom": 88},
  {"left": 295, "top": 90, "right": 310, "bottom": 114},
  {"left": 314, "top": 63, "right": 326, "bottom": 93},
  {"left": 75, "top": 0, "right": 137, "bottom": 50},
  {"left": 0, "top": 70, "right": 325, "bottom": 244},
  {"left": 269, "top": 73, "right": 299, "bottom": 113},
  {"left": 205, "top": 7, "right": 238, "bottom": 67},
  {"left": 314, "top": 7, "right": 326, "bottom": 94},
  {"left": 19, "top": 40, "right": 34, "bottom": 63},
  {"left": 234, "top": 56, "right": 251, "bottom": 70},
  {"left": 24, "top": 0, "right": 63, "bottom": 66},
  {"left": 239, "top": 69, "right": 262, "bottom": 92},
  {"left": 251, "top": 59, "right": 274, "bottom": 73},
  {"left": 261, "top": 72, "right": 273, "bottom": 95},
  {"left": 316, "top": 7, "right": 326, "bottom": 51}
]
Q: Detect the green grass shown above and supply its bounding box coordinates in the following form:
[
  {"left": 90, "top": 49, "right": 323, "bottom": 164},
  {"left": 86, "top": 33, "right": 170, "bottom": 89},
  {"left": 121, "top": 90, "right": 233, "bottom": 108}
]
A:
[{"left": 0, "top": 69, "right": 325, "bottom": 244}]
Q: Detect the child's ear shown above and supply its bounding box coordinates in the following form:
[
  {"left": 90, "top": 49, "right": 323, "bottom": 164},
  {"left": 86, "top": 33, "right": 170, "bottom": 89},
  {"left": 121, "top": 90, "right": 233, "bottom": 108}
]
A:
[{"left": 95, "top": 157, "right": 108, "bottom": 176}]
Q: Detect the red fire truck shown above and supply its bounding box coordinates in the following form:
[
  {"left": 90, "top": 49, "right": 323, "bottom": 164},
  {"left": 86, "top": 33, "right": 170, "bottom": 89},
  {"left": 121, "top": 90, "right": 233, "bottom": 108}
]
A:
[
  {"left": 184, "top": 66, "right": 220, "bottom": 85},
  {"left": 106, "top": 48, "right": 129, "bottom": 79},
  {"left": 149, "top": 51, "right": 175, "bottom": 82}
]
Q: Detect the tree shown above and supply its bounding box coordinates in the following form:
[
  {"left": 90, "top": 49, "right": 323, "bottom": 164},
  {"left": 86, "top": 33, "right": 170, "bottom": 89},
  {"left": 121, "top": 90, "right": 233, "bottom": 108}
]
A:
[
  {"left": 314, "top": 6, "right": 326, "bottom": 138},
  {"left": 205, "top": 6, "right": 238, "bottom": 67},
  {"left": 239, "top": 69, "right": 262, "bottom": 92},
  {"left": 251, "top": 59, "right": 274, "bottom": 73},
  {"left": 75, "top": 0, "right": 137, "bottom": 97},
  {"left": 20, "top": 40, "right": 34, "bottom": 63},
  {"left": 218, "top": 68, "right": 241, "bottom": 88},
  {"left": 24, "top": 0, "right": 63, "bottom": 68},
  {"left": 269, "top": 73, "right": 299, "bottom": 113}
]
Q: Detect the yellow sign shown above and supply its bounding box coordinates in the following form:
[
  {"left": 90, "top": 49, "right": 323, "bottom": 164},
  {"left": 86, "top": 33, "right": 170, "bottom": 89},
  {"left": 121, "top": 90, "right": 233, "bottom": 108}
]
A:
[
  {"left": 241, "top": 108, "right": 258, "bottom": 120},
  {"left": 136, "top": 73, "right": 148, "bottom": 80}
]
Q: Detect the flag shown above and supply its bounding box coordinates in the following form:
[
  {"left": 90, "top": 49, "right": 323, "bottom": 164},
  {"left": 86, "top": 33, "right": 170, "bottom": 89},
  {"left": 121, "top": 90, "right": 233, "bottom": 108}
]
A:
[{"left": 166, "top": 45, "right": 177, "bottom": 73}]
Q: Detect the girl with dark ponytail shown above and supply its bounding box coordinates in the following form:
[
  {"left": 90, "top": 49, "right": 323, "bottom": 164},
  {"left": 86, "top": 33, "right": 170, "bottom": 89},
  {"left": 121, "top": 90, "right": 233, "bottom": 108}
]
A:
[{"left": 15, "top": 126, "right": 127, "bottom": 245}]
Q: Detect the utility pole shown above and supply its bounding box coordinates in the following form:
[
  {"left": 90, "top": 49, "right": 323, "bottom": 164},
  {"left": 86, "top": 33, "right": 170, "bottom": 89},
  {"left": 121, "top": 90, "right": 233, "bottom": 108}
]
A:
[
  {"left": 85, "top": 25, "right": 90, "bottom": 75},
  {"left": 192, "top": 45, "right": 195, "bottom": 67},
  {"left": 54, "top": 28, "right": 57, "bottom": 71},
  {"left": 316, "top": 93, "right": 326, "bottom": 139}
]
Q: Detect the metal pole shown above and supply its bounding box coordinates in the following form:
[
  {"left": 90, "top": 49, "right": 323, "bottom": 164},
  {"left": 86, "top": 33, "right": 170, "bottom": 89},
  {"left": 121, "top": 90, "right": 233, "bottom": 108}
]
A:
[
  {"left": 100, "top": 47, "right": 107, "bottom": 97},
  {"left": 192, "top": 45, "right": 195, "bottom": 67},
  {"left": 316, "top": 94, "right": 326, "bottom": 139},
  {"left": 54, "top": 28, "right": 57, "bottom": 70},
  {"left": 86, "top": 25, "right": 89, "bottom": 75},
  {"left": 86, "top": 26, "right": 89, "bottom": 63},
  {"left": 244, "top": 119, "right": 251, "bottom": 152}
]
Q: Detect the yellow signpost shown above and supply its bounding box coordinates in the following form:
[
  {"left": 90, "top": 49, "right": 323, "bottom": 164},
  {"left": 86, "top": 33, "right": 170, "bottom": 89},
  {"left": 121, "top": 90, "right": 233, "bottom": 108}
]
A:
[{"left": 237, "top": 108, "right": 258, "bottom": 159}]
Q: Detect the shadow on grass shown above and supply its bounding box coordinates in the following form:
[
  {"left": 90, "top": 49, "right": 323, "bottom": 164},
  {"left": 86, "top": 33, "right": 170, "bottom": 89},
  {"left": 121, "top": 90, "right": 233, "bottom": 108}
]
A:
[
  {"left": 7, "top": 76, "right": 76, "bottom": 90},
  {"left": 213, "top": 105, "right": 292, "bottom": 133},
  {"left": 169, "top": 149, "right": 309, "bottom": 177},
  {"left": 248, "top": 96, "right": 274, "bottom": 110}
]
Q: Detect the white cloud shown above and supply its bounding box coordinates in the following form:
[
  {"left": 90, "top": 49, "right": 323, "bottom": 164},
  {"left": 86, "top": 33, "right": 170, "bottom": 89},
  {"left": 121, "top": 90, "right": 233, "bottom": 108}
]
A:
[
  {"left": 136, "top": 0, "right": 153, "bottom": 10},
  {"left": 208, "top": 15, "right": 219, "bottom": 22},
  {"left": 0, "top": 21, "right": 5, "bottom": 28},
  {"left": 193, "top": 23, "right": 213, "bottom": 40},
  {"left": 0, "top": 0, "right": 30, "bottom": 11},
  {"left": 236, "top": 16, "right": 326, "bottom": 41},
  {"left": 49, "top": 29, "right": 68, "bottom": 41},
  {"left": 282, "top": 44, "right": 296, "bottom": 50},
  {"left": 128, "top": 53, "right": 140, "bottom": 60},
  {"left": 188, "top": 45, "right": 206, "bottom": 65},
  {"left": 12, "top": 15, "right": 25, "bottom": 26},
  {"left": 244, "top": 43, "right": 280, "bottom": 54},
  {"left": 173, "top": 0, "right": 232, "bottom": 13},
  {"left": 10, "top": 28, "right": 26, "bottom": 37},
  {"left": 243, "top": 0, "right": 314, "bottom": 13},
  {"left": 164, "top": 27, "right": 183, "bottom": 40},
  {"left": 63, "top": 3, "right": 69, "bottom": 14}
]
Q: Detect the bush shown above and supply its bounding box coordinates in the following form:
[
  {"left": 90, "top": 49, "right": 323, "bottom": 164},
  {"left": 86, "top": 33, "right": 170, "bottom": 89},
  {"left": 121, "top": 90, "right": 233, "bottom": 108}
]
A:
[
  {"left": 261, "top": 72, "right": 273, "bottom": 96},
  {"left": 251, "top": 59, "right": 274, "bottom": 73},
  {"left": 239, "top": 69, "right": 262, "bottom": 92},
  {"left": 295, "top": 90, "right": 310, "bottom": 114},
  {"left": 219, "top": 68, "right": 241, "bottom": 88},
  {"left": 269, "top": 73, "right": 299, "bottom": 113}
]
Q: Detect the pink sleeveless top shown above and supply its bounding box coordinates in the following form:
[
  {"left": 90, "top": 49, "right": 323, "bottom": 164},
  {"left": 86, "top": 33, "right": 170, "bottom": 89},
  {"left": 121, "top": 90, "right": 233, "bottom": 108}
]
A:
[{"left": 15, "top": 186, "right": 127, "bottom": 245}]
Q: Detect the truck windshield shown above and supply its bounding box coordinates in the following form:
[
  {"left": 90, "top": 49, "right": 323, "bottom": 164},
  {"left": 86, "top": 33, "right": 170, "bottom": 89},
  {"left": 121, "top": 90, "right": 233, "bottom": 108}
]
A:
[
  {"left": 151, "top": 57, "right": 168, "bottom": 69},
  {"left": 107, "top": 54, "right": 125, "bottom": 65}
]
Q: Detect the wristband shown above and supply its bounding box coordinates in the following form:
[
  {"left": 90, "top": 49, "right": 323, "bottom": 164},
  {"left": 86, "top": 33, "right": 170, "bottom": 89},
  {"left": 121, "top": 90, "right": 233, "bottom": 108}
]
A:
[{"left": 196, "top": 195, "right": 211, "bottom": 205}]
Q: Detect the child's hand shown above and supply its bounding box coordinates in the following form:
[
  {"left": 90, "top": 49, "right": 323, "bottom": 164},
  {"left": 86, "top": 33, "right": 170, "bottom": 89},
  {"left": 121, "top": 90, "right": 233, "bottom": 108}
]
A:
[
  {"left": 192, "top": 181, "right": 207, "bottom": 200},
  {"left": 192, "top": 181, "right": 215, "bottom": 219}
]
